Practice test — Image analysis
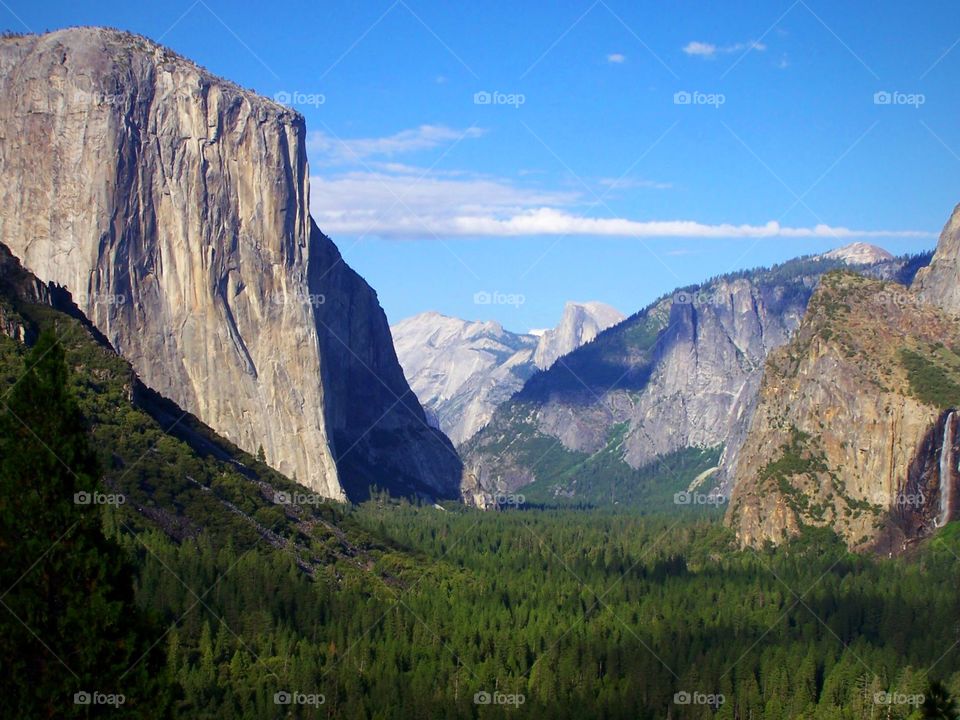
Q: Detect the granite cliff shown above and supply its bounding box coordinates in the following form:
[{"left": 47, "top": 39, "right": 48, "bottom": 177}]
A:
[
  {"left": 0, "top": 27, "right": 460, "bottom": 501},
  {"left": 727, "top": 206, "right": 960, "bottom": 551},
  {"left": 725, "top": 271, "right": 960, "bottom": 551}
]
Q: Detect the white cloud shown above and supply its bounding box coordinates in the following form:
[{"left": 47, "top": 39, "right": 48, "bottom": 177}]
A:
[
  {"left": 439, "top": 211, "right": 931, "bottom": 239},
  {"left": 307, "top": 125, "right": 933, "bottom": 242},
  {"left": 682, "top": 41, "right": 717, "bottom": 57},
  {"left": 309, "top": 175, "right": 933, "bottom": 240},
  {"left": 310, "top": 169, "right": 580, "bottom": 237},
  {"left": 307, "top": 124, "right": 484, "bottom": 162},
  {"left": 607, "top": 53, "right": 626, "bottom": 63},
  {"left": 683, "top": 39, "right": 767, "bottom": 59}
]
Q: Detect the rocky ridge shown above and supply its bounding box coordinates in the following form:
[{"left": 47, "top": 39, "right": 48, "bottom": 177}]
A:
[
  {"left": 726, "top": 208, "right": 960, "bottom": 551},
  {"left": 460, "top": 249, "right": 929, "bottom": 508}
]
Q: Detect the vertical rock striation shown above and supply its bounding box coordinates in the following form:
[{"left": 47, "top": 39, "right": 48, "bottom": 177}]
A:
[{"left": 0, "top": 27, "right": 460, "bottom": 500}]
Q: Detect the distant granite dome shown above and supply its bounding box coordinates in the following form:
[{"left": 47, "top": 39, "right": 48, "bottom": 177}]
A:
[
  {"left": 819, "top": 242, "right": 894, "bottom": 265},
  {"left": 459, "top": 249, "right": 928, "bottom": 509},
  {"left": 391, "top": 301, "right": 623, "bottom": 446},
  {"left": 532, "top": 301, "right": 625, "bottom": 370}
]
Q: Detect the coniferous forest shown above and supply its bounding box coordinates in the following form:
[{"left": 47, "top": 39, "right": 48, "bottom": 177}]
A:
[
  {"left": 2, "top": 13, "right": 960, "bottom": 720},
  {"left": 2, "top": 330, "right": 960, "bottom": 718}
]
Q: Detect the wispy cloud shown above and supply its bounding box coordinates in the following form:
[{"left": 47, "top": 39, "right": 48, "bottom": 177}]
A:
[
  {"left": 683, "top": 39, "right": 767, "bottom": 59},
  {"left": 310, "top": 176, "right": 932, "bottom": 240},
  {"left": 308, "top": 124, "right": 484, "bottom": 162},
  {"left": 308, "top": 126, "right": 932, "bottom": 241},
  {"left": 606, "top": 52, "right": 626, "bottom": 64},
  {"left": 310, "top": 168, "right": 579, "bottom": 236}
]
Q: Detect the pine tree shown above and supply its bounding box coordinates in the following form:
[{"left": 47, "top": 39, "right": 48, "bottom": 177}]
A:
[
  {"left": 924, "top": 680, "right": 960, "bottom": 719},
  {"left": 0, "top": 331, "right": 171, "bottom": 717}
]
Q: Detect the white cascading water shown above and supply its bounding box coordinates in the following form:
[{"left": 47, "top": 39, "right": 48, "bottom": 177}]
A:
[{"left": 939, "top": 411, "right": 956, "bottom": 527}]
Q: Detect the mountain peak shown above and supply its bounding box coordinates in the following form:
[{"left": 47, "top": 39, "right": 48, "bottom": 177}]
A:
[
  {"left": 533, "top": 301, "right": 625, "bottom": 370},
  {"left": 819, "top": 242, "right": 894, "bottom": 265}
]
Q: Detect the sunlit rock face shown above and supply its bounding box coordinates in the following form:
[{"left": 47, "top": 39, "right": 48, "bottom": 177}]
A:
[{"left": 0, "top": 27, "right": 461, "bottom": 501}]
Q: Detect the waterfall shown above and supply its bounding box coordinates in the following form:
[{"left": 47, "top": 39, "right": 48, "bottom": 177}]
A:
[{"left": 939, "top": 411, "right": 956, "bottom": 527}]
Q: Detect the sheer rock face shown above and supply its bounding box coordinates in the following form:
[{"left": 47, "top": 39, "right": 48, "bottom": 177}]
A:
[
  {"left": 460, "top": 274, "right": 815, "bottom": 502},
  {"left": 532, "top": 301, "right": 625, "bottom": 371},
  {"left": 725, "top": 272, "right": 960, "bottom": 552},
  {"left": 913, "top": 203, "right": 960, "bottom": 315},
  {"left": 727, "top": 206, "right": 960, "bottom": 553},
  {"left": 0, "top": 27, "right": 460, "bottom": 501},
  {"left": 459, "top": 253, "right": 926, "bottom": 507}
]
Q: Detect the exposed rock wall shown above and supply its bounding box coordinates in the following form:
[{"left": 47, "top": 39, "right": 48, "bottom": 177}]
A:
[
  {"left": 0, "top": 27, "right": 460, "bottom": 500},
  {"left": 726, "top": 272, "right": 960, "bottom": 550}
]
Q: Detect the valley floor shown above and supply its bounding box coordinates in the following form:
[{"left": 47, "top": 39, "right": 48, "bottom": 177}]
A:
[{"left": 133, "top": 503, "right": 960, "bottom": 719}]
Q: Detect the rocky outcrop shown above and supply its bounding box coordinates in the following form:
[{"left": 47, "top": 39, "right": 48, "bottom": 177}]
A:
[
  {"left": 0, "top": 27, "right": 460, "bottom": 501},
  {"left": 532, "top": 301, "right": 625, "bottom": 370},
  {"left": 725, "top": 271, "right": 960, "bottom": 551},
  {"left": 391, "top": 301, "right": 623, "bottom": 446},
  {"left": 913, "top": 203, "right": 960, "bottom": 315}
]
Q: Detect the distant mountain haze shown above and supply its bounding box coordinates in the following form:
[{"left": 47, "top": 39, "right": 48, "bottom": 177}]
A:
[{"left": 391, "top": 302, "right": 624, "bottom": 446}]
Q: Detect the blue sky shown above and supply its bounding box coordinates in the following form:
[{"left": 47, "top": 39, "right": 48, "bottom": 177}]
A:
[{"left": 9, "top": 1, "right": 960, "bottom": 331}]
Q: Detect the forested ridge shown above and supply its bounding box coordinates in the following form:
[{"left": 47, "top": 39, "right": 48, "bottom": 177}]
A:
[{"left": 0, "top": 265, "right": 959, "bottom": 718}]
